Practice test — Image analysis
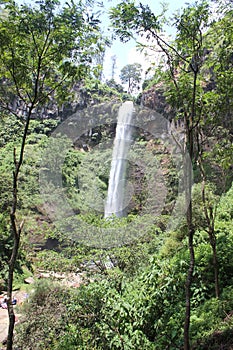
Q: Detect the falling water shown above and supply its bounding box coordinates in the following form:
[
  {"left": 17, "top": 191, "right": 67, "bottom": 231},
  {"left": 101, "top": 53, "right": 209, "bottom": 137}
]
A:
[{"left": 104, "top": 101, "right": 135, "bottom": 218}]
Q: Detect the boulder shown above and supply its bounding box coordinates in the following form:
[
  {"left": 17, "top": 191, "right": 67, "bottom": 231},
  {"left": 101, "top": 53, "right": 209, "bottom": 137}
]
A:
[{"left": 24, "top": 276, "right": 35, "bottom": 284}]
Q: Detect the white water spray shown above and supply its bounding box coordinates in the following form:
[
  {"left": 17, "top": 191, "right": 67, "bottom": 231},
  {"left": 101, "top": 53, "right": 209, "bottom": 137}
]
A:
[{"left": 104, "top": 101, "right": 135, "bottom": 218}]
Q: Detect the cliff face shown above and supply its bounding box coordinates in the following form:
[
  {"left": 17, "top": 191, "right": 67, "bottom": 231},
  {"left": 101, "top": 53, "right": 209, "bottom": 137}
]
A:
[
  {"left": 7, "top": 81, "right": 122, "bottom": 122},
  {"left": 9, "top": 88, "right": 91, "bottom": 122},
  {"left": 141, "top": 82, "right": 174, "bottom": 121},
  {"left": 141, "top": 71, "right": 232, "bottom": 135}
]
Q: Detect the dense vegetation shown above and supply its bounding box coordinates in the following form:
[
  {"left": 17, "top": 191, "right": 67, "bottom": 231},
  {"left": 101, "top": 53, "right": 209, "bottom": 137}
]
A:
[{"left": 0, "top": 0, "right": 232, "bottom": 349}]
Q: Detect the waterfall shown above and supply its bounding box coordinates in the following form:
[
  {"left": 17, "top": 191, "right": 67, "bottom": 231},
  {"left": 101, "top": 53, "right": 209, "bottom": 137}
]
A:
[{"left": 104, "top": 101, "right": 135, "bottom": 218}]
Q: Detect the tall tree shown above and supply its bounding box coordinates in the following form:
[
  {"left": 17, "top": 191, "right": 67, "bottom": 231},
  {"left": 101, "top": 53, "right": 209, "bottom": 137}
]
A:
[
  {"left": 193, "top": 5, "right": 233, "bottom": 298},
  {"left": 110, "top": 1, "right": 210, "bottom": 349},
  {"left": 120, "top": 63, "right": 142, "bottom": 94},
  {"left": 0, "top": 0, "right": 105, "bottom": 348},
  {"left": 170, "top": 5, "right": 211, "bottom": 348}
]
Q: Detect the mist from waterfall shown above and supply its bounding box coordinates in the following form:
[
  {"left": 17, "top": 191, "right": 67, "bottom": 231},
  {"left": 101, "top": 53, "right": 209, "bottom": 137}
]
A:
[{"left": 104, "top": 101, "right": 135, "bottom": 218}]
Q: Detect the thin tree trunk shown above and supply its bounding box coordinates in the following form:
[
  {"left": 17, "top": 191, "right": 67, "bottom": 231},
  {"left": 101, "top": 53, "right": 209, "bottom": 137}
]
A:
[
  {"left": 7, "top": 113, "right": 31, "bottom": 350},
  {"left": 199, "top": 157, "right": 220, "bottom": 298},
  {"left": 211, "top": 236, "right": 220, "bottom": 298},
  {"left": 7, "top": 166, "right": 20, "bottom": 350},
  {"left": 184, "top": 227, "right": 195, "bottom": 350},
  {"left": 7, "top": 221, "right": 19, "bottom": 350},
  {"left": 183, "top": 155, "right": 195, "bottom": 350},
  {"left": 183, "top": 69, "right": 197, "bottom": 350}
]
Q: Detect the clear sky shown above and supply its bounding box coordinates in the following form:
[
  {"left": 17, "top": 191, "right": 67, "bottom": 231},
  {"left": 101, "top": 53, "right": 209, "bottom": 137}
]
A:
[{"left": 102, "top": 0, "right": 191, "bottom": 82}]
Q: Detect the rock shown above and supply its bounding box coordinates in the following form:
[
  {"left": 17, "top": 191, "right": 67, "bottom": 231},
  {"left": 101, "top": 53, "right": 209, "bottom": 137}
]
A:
[
  {"left": 52, "top": 272, "right": 65, "bottom": 279},
  {"left": 38, "top": 272, "right": 50, "bottom": 279},
  {"left": 24, "top": 277, "right": 35, "bottom": 284}
]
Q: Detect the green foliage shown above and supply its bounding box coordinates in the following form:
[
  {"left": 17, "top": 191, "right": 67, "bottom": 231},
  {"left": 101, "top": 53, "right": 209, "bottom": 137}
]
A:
[
  {"left": 204, "top": 9, "right": 233, "bottom": 132},
  {"left": 15, "top": 280, "right": 69, "bottom": 350},
  {"left": 0, "top": 143, "right": 14, "bottom": 211},
  {"left": 217, "top": 184, "right": 233, "bottom": 221},
  {"left": 0, "top": 212, "right": 12, "bottom": 287},
  {"left": 0, "top": 129, "right": 52, "bottom": 212},
  {"left": 192, "top": 182, "right": 219, "bottom": 231},
  {"left": 0, "top": 113, "right": 23, "bottom": 147},
  {"left": 109, "top": 1, "right": 162, "bottom": 43},
  {"left": 28, "top": 119, "right": 59, "bottom": 137},
  {"left": 174, "top": 1, "right": 210, "bottom": 56},
  {"left": 142, "top": 66, "right": 168, "bottom": 91},
  {"left": 190, "top": 286, "right": 233, "bottom": 348},
  {"left": 0, "top": 1, "right": 233, "bottom": 349},
  {"left": 62, "top": 147, "right": 111, "bottom": 214},
  {"left": 15, "top": 267, "right": 181, "bottom": 349},
  {"left": 35, "top": 250, "right": 73, "bottom": 272},
  {"left": 105, "top": 79, "right": 124, "bottom": 93},
  {"left": 13, "top": 184, "right": 233, "bottom": 348},
  {"left": 0, "top": 0, "right": 106, "bottom": 107},
  {"left": 0, "top": 211, "right": 32, "bottom": 290},
  {"left": 79, "top": 78, "right": 126, "bottom": 105},
  {"left": 120, "top": 63, "right": 142, "bottom": 94}
]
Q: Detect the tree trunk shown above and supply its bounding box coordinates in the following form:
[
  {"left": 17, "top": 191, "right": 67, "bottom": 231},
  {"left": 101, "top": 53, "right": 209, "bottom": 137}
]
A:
[
  {"left": 183, "top": 69, "right": 197, "bottom": 350},
  {"left": 7, "top": 113, "right": 31, "bottom": 350},
  {"left": 199, "top": 157, "right": 220, "bottom": 298},
  {"left": 7, "top": 171, "right": 22, "bottom": 350},
  {"left": 7, "top": 244, "right": 17, "bottom": 350},
  {"left": 210, "top": 232, "right": 220, "bottom": 298},
  {"left": 183, "top": 155, "right": 195, "bottom": 350}
]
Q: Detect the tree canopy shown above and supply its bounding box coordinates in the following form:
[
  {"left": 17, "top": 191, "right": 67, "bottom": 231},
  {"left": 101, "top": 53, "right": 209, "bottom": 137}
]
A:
[
  {"left": 0, "top": 0, "right": 106, "bottom": 110},
  {"left": 120, "top": 63, "right": 142, "bottom": 94}
]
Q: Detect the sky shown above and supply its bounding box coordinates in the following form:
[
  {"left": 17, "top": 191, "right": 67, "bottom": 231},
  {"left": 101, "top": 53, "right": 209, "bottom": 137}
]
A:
[
  {"left": 101, "top": 0, "right": 190, "bottom": 82},
  {"left": 15, "top": 0, "right": 191, "bottom": 83}
]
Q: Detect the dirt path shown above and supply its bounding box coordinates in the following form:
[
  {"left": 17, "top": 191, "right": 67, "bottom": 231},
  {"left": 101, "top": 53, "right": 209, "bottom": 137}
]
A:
[
  {"left": 0, "top": 308, "right": 8, "bottom": 346},
  {"left": 0, "top": 291, "right": 26, "bottom": 347}
]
